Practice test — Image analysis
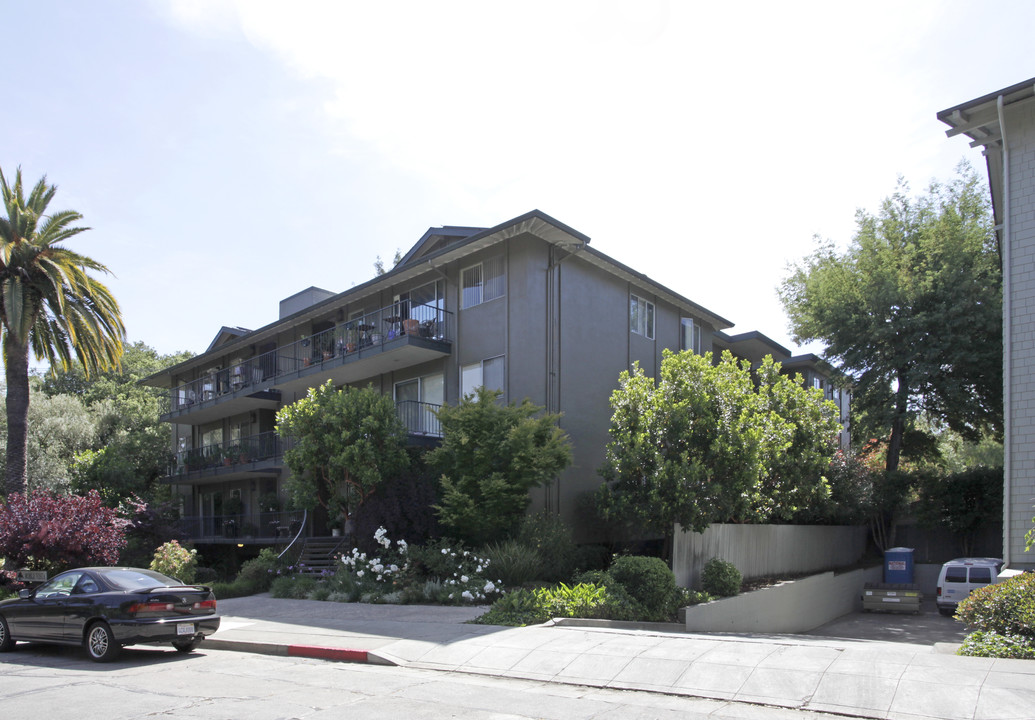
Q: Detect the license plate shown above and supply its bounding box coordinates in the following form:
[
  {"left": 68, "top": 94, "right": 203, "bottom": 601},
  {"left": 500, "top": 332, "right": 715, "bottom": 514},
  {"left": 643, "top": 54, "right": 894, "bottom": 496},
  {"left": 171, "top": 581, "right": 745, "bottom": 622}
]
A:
[{"left": 176, "top": 623, "right": 195, "bottom": 636}]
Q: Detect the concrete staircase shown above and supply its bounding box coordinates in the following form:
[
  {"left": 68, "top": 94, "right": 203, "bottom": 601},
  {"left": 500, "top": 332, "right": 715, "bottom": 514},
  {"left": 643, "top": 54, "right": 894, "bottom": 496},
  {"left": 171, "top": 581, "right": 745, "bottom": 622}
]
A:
[{"left": 295, "top": 537, "right": 345, "bottom": 576}]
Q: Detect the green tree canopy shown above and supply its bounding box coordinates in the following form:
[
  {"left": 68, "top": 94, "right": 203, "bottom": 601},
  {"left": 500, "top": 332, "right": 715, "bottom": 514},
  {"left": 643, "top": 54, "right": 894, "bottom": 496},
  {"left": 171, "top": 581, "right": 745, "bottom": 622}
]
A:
[
  {"left": 428, "top": 387, "right": 573, "bottom": 546},
  {"left": 39, "top": 341, "right": 193, "bottom": 504},
  {"left": 0, "top": 166, "right": 125, "bottom": 497},
  {"left": 276, "top": 381, "right": 410, "bottom": 523},
  {"left": 598, "top": 350, "right": 842, "bottom": 545},
  {"left": 779, "top": 164, "right": 1001, "bottom": 472}
]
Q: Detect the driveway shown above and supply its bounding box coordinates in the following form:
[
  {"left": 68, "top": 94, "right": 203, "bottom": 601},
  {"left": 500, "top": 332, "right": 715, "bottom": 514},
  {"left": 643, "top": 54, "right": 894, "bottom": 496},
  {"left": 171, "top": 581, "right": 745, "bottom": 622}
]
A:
[{"left": 805, "top": 599, "right": 968, "bottom": 646}]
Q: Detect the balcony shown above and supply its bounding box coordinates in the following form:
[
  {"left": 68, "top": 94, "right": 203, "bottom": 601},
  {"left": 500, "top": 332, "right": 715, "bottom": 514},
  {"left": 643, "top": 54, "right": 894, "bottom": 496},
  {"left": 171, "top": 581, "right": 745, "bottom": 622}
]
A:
[
  {"left": 164, "top": 403, "right": 441, "bottom": 484},
  {"left": 161, "top": 301, "right": 453, "bottom": 424},
  {"left": 177, "top": 510, "right": 305, "bottom": 544},
  {"left": 165, "top": 431, "right": 285, "bottom": 484}
]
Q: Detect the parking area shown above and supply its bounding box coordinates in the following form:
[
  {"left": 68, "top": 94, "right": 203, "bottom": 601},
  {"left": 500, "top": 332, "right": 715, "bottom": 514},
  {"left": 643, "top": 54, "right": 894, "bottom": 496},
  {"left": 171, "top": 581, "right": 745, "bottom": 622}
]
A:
[{"left": 805, "top": 598, "right": 968, "bottom": 646}]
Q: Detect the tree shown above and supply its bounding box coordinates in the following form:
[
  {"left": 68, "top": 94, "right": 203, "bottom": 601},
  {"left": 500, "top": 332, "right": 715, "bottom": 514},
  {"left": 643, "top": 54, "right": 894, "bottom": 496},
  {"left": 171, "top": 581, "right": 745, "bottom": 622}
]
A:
[
  {"left": 598, "top": 350, "right": 841, "bottom": 548},
  {"left": 0, "top": 382, "right": 101, "bottom": 493},
  {"left": 914, "top": 467, "right": 1003, "bottom": 556},
  {"left": 47, "top": 342, "right": 193, "bottom": 504},
  {"left": 276, "top": 381, "right": 410, "bottom": 526},
  {"left": 428, "top": 387, "right": 573, "bottom": 546},
  {"left": 0, "top": 489, "right": 127, "bottom": 572},
  {"left": 779, "top": 164, "right": 1001, "bottom": 472},
  {"left": 0, "top": 167, "right": 125, "bottom": 497}
]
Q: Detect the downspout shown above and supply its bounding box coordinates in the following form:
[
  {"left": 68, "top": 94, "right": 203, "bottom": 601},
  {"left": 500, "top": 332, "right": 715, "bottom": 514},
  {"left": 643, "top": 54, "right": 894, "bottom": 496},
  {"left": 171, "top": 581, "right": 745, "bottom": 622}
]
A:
[{"left": 997, "top": 94, "right": 1012, "bottom": 569}]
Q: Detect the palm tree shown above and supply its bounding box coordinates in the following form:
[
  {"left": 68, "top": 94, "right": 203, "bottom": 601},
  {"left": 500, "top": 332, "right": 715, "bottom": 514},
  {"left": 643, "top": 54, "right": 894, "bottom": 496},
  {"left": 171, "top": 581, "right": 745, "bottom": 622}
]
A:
[{"left": 0, "top": 166, "right": 125, "bottom": 497}]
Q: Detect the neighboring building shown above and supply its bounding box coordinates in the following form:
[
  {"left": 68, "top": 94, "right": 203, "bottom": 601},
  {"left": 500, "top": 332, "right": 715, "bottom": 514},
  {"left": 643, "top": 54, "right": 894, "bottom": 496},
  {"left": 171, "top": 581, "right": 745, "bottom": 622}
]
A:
[
  {"left": 143, "top": 209, "right": 843, "bottom": 546},
  {"left": 938, "top": 77, "right": 1035, "bottom": 571},
  {"left": 714, "top": 330, "right": 851, "bottom": 451}
]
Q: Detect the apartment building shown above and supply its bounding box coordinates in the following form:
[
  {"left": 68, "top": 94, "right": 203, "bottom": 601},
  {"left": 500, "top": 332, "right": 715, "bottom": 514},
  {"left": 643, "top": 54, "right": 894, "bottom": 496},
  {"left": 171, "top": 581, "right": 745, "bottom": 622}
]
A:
[
  {"left": 939, "top": 78, "right": 1035, "bottom": 570},
  {"left": 143, "top": 209, "right": 843, "bottom": 546}
]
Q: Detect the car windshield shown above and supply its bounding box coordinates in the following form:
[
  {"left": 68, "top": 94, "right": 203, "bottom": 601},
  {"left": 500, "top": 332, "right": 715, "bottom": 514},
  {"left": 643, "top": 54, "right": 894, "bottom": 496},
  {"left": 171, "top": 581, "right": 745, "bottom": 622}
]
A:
[{"left": 98, "top": 568, "right": 180, "bottom": 590}]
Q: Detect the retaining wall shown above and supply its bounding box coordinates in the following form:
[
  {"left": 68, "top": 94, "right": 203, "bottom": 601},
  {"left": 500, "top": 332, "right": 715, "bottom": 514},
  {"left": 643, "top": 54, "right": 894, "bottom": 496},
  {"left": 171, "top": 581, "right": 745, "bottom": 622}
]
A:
[{"left": 683, "top": 566, "right": 882, "bottom": 634}]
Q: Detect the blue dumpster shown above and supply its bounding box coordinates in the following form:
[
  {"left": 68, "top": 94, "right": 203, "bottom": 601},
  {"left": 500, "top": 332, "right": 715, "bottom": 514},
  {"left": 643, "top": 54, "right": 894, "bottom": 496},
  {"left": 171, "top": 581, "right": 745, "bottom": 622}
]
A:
[{"left": 884, "top": 547, "right": 915, "bottom": 584}]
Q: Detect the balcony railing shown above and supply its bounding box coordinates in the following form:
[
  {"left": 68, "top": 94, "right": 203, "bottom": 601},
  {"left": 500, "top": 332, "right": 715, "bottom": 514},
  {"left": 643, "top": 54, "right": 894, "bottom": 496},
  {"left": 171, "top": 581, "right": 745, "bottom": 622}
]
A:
[
  {"left": 177, "top": 510, "right": 305, "bottom": 542},
  {"left": 169, "top": 431, "right": 282, "bottom": 476},
  {"left": 396, "top": 400, "right": 442, "bottom": 437},
  {"left": 276, "top": 300, "right": 451, "bottom": 375},
  {"left": 163, "top": 300, "right": 452, "bottom": 414}
]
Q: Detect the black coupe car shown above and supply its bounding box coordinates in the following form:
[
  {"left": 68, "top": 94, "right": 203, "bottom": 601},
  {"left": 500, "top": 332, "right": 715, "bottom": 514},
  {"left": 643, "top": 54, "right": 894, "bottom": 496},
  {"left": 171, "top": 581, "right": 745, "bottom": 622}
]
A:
[{"left": 0, "top": 567, "right": 220, "bottom": 662}]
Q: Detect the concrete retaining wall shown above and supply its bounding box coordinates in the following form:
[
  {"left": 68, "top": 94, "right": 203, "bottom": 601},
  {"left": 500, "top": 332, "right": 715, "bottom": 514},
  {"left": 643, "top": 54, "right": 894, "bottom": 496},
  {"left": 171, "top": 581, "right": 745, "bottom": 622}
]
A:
[
  {"left": 673, "top": 523, "right": 868, "bottom": 588},
  {"left": 683, "top": 566, "right": 882, "bottom": 634}
]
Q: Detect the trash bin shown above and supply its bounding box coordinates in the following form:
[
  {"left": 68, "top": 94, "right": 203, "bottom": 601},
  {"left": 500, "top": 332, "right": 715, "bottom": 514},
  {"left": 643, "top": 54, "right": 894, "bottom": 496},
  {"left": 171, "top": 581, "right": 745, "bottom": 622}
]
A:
[{"left": 884, "top": 547, "right": 914, "bottom": 584}]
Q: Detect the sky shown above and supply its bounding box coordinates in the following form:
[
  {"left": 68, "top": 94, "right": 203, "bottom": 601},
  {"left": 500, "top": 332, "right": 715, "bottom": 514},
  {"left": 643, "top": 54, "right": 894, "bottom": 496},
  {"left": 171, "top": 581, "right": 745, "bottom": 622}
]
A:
[{"left": 2, "top": 0, "right": 1032, "bottom": 364}]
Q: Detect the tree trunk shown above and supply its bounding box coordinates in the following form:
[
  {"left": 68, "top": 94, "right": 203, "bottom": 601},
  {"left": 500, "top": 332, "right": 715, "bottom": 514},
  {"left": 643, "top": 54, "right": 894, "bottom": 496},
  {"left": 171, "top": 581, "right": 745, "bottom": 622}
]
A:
[
  {"left": 885, "top": 370, "right": 910, "bottom": 473},
  {"left": 4, "top": 336, "right": 31, "bottom": 497}
]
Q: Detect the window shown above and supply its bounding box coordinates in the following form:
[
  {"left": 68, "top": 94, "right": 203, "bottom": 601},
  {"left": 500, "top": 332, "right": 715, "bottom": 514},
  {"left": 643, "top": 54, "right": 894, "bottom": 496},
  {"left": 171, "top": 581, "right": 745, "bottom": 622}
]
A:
[
  {"left": 970, "top": 567, "right": 992, "bottom": 584},
  {"left": 461, "top": 256, "right": 505, "bottom": 309},
  {"left": 945, "top": 567, "right": 968, "bottom": 583},
  {"left": 460, "top": 356, "right": 505, "bottom": 398},
  {"left": 630, "top": 294, "right": 654, "bottom": 339},
  {"left": 680, "top": 318, "right": 701, "bottom": 354}
]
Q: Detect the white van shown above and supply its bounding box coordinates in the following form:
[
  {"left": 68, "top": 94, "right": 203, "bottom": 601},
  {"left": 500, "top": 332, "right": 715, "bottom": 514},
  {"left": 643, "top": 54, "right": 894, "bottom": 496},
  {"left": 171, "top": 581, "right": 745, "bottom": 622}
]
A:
[{"left": 935, "top": 557, "right": 1004, "bottom": 616}]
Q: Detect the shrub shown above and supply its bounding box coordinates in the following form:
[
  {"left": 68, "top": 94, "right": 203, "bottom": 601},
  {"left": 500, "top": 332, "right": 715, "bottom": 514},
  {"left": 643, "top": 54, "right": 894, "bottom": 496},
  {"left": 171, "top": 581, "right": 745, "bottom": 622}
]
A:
[
  {"left": 428, "top": 388, "right": 573, "bottom": 545},
  {"left": 957, "top": 630, "right": 1035, "bottom": 659},
  {"left": 208, "top": 548, "right": 284, "bottom": 599},
  {"left": 353, "top": 448, "right": 439, "bottom": 554},
  {"left": 474, "top": 582, "right": 611, "bottom": 626},
  {"left": 339, "top": 528, "right": 503, "bottom": 605},
  {"left": 0, "top": 489, "right": 127, "bottom": 572},
  {"left": 480, "top": 539, "right": 542, "bottom": 587},
  {"left": 702, "top": 558, "right": 742, "bottom": 597},
  {"left": 514, "top": 513, "right": 578, "bottom": 582},
  {"left": 150, "top": 540, "right": 198, "bottom": 583},
  {"left": 609, "top": 555, "right": 676, "bottom": 619},
  {"left": 238, "top": 548, "right": 283, "bottom": 590},
  {"left": 270, "top": 573, "right": 317, "bottom": 599},
  {"left": 194, "top": 567, "right": 219, "bottom": 584},
  {"left": 955, "top": 573, "right": 1035, "bottom": 638}
]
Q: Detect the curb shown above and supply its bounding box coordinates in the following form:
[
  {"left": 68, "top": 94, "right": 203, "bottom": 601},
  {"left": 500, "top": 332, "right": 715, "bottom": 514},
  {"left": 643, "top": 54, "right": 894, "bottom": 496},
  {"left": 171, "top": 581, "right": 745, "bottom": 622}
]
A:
[{"left": 204, "top": 637, "right": 398, "bottom": 666}]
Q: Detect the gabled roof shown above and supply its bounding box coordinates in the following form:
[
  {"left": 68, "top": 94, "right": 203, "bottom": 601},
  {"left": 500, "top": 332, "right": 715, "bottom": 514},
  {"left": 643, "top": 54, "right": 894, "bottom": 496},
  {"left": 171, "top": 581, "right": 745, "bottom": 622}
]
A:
[
  {"left": 397, "top": 226, "right": 488, "bottom": 268},
  {"left": 205, "top": 326, "right": 252, "bottom": 353}
]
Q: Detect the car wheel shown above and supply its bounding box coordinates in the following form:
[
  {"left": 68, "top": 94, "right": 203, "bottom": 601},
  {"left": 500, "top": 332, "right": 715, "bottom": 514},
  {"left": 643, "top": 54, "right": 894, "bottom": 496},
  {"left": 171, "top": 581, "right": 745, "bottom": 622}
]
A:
[
  {"left": 172, "top": 636, "right": 203, "bottom": 653},
  {"left": 85, "top": 622, "right": 120, "bottom": 662},
  {"left": 0, "top": 615, "right": 14, "bottom": 652},
  {"left": 937, "top": 606, "right": 955, "bottom": 617}
]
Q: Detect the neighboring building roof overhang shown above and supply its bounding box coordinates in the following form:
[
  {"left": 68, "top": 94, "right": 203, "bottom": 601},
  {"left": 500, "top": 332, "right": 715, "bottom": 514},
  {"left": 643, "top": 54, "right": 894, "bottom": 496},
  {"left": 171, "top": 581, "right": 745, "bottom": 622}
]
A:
[
  {"left": 713, "top": 330, "right": 790, "bottom": 362},
  {"left": 937, "top": 77, "right": 1035, "bottom": 243}
]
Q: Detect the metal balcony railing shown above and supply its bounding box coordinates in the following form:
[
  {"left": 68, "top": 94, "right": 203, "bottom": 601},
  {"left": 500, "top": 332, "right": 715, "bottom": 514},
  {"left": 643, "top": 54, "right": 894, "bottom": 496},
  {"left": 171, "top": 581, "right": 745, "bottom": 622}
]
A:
[
  {"left": 163, "top": 300, "right": 452, "bottom": 414},
  {"left": 169, "top": 431, "right": 282, "bottom": 476},
  {"left": 177, "top": 510, "right": 305, "bottom": 542},
  {"left": 396, "top": 400, "right": 442, "bottom": 437}
]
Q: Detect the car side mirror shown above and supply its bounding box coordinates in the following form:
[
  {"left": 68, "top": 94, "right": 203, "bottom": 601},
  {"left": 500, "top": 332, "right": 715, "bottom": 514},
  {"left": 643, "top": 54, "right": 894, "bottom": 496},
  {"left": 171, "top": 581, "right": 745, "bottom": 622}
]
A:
[{"left": 18, "top": 589, "right": 31, "bottom": 599}]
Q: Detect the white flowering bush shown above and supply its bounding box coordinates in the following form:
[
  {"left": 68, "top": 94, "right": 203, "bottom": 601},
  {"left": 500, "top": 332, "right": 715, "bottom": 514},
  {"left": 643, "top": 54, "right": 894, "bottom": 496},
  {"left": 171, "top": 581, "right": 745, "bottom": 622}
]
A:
[{"left": 320, "top": 528, "right": 504, "bottom": 605}]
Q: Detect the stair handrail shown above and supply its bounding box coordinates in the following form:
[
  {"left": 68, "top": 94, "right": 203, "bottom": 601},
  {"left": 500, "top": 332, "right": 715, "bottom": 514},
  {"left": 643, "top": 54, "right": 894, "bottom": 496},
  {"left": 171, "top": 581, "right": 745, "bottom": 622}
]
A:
[{"left": 277, "top": 508, "right": 308, "bottom": 561}]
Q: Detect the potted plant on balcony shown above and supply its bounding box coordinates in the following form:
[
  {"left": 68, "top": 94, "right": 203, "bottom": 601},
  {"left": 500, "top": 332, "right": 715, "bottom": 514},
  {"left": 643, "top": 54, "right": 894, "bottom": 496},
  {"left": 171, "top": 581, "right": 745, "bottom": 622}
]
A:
[{"left": 223, "top": 446, "right": 237, "bottom": 466}]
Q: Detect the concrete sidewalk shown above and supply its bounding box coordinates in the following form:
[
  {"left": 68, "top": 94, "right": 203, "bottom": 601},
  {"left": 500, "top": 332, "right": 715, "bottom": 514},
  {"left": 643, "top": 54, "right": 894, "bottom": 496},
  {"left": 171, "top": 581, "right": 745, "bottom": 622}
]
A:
[{"left": 207, "top": 594, "right": 1034, "bottom": 720}]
